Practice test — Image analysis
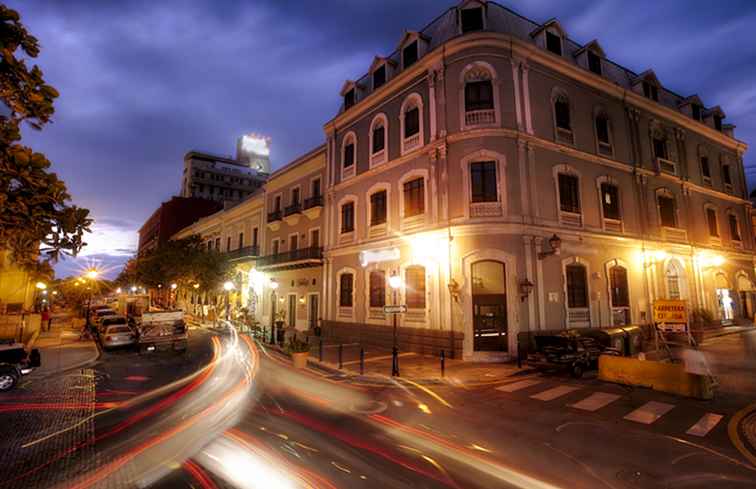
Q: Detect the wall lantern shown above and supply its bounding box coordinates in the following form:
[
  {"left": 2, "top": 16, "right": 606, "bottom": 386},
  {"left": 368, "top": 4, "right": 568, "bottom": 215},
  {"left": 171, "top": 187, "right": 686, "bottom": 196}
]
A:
[
  {"left": 519, "top": 278, "right": 534, "bottom": 302},
  {"left": 537, "top": 234, "right": 562, "bottom": 260}
]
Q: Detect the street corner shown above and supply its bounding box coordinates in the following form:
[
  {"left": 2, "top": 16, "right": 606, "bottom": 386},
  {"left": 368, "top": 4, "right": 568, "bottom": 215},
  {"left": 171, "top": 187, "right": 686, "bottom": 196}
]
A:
[{"left": 728, "top": 403, "right": 756, "bottom": 467}]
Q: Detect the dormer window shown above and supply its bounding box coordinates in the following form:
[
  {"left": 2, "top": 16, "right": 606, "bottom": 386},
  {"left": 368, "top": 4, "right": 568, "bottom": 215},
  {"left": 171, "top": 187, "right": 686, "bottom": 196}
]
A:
[
  {"left": 460, "top": 7, "right": 484, "bottom": 33},
  {"left": 714, "top": 115, "right": 723, "bottom": 132},
  {"left": 344, "top": 89, "right": 355, "bottom": 110},
  {"left": 403, "top": 41, "right": 418, "bottom": 69},
  {"left": 546, "top": 31, "right": 562, "bottom": 56},
  {"left": 643, "top": 81, "right": 658, "bottom": 102},
  {"left": 373, "top": 65, "right": 386, "bottom": 90},
  {"left": 587, "top": 50, "right": 602, "bottom": 75},
  {"left": 691, "top": 104, "right": 702, "bottom": 122}
]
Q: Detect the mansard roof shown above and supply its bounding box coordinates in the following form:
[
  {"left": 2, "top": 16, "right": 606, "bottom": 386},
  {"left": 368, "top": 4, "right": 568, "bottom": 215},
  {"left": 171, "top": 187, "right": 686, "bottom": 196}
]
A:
[
  {"left": 396, "top": 30, "right": 430, "bottom": 50},
  {"left": 679, "top": 94, "right": 704, "bottom": 108},
  {"left": 369, "top": 56, "right": 396, "bottom": 73},
  {"left": 633, "top": 69, "right": 661, "bottom": 87}
]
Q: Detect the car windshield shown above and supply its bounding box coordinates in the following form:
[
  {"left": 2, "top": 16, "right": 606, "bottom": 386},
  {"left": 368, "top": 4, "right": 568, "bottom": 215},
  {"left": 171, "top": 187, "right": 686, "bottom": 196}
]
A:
[
  {"left": 102, "top": 317, "right": 126, "bottom": 325},
  {"left": 106, "top": 326, "right": 131, "bottom": 334}
]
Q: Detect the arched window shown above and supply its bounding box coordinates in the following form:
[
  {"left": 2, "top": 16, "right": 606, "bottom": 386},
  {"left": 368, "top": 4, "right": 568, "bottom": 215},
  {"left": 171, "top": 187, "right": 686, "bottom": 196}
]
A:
[
  {"left": 564, "top": 258, "right": 591, "bottom": 327},
  {"left": 341, "top": 132, "right": 357, "bottom": 180},
  {"left": 597, "top": 176, "right": 621, "bottom": 232},
  {"left": 552, "top": 89, "right": 573, "bottom": 144},
  {"left": 609, "top": 264, "right": 630, "bottom": 325},
  {"left": 405, "top": 265, "right": 426, "bottom": 309},
  {"left": 594, "top": 110, "right": 612, "bottom": 156},
  {"left": 704, "top": 204, "right": 720, "bottom": 241},
  {"left": 400, "top": 93, "right": 424, "bottom": 155},
  {"left": 461, "top": 62, "right": 497, "bottom": 129},
  {"left": 369, "top": 114, "right": 388, "bottom": 168},
  {"left": 665, "top": 259, "right": 686, "bottom": 300}
]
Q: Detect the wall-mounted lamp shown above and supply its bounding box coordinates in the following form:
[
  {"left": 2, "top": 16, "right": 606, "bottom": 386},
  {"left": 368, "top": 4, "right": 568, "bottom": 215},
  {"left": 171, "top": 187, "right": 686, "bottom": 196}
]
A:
[
  {"left": 447, "top": 278, "right": 461, "bottom": 303},
  {"left": 519, "top": 278, "right": 534, "bottom": 302},
  {"left": 537, "top": 234, "right": 562, "bottom": 260}
]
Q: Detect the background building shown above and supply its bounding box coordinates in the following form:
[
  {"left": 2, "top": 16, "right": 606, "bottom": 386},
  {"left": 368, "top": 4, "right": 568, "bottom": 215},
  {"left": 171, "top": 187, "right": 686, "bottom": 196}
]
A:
[
  {"left": 137, "top": 196, "right": 222, "bottom": 256},
  {"left": 180, "top": 136, "right": 270, "bottom": 204}
]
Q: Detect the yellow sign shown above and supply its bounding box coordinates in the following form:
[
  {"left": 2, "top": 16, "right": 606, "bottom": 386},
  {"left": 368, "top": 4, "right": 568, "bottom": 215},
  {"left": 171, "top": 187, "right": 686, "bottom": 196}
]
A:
[{"left": 653, "top": 300, "right": 688, "bottom": 326}]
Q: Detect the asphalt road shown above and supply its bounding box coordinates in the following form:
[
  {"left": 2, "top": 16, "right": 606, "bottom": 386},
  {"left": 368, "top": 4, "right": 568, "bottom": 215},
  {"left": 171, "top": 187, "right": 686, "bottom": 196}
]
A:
[{"left": 2, "top": 326, "right": 756, "bottom": 488}]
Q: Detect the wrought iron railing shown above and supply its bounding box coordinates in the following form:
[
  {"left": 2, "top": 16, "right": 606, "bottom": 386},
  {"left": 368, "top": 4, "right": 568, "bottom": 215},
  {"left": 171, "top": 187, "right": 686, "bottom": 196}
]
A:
[{"left": 256, "top": 247, "right": 323, "bottom": 267}]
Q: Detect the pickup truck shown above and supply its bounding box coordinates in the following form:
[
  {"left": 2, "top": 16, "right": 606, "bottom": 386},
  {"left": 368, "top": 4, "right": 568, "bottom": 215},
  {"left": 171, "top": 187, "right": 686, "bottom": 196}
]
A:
[
  {"left": 137, "top": 310, "right": 188, "bottom": 354},
  {"left": 0, "top": 341, "right": 41, "bottom": 391}
]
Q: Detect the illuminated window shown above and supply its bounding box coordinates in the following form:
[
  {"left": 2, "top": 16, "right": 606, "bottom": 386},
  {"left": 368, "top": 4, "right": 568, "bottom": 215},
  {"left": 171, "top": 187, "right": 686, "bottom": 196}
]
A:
[
  {"left": 406, "top": 265, "right": 426, "bottom": 309},
  {"left": 369, "top": 271, "right": 386, "bottom": 308},
  {"left": 601, "top": 183, "right": 620, "bottom": 220},
  {"left": 403, "top": 178, "right": 425, "bottom": 217}
]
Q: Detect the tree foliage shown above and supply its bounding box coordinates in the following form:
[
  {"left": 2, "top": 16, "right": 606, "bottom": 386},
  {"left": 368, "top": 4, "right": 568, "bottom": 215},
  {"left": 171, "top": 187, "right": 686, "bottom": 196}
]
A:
[
  {"left": 116, "top": 236, "right": 232, "bottom": 294},
  {"left": 0, "top": 5, "right": 91, "bottom": 270}
]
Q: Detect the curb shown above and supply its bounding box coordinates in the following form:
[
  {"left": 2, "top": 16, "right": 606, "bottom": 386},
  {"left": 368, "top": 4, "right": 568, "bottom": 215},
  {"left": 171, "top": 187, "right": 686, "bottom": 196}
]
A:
[{"left": 33, "top": 341, "right": 102, "bottom": 380}]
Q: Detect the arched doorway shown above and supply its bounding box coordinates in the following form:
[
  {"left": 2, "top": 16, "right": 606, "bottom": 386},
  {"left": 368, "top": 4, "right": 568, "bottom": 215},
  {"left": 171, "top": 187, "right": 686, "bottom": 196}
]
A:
[
  {"left": 471, "top": 260, "right": 508, "bottom": 352},
  {"left": 715, "top": 273, "right": 734, "bottom": 322}
]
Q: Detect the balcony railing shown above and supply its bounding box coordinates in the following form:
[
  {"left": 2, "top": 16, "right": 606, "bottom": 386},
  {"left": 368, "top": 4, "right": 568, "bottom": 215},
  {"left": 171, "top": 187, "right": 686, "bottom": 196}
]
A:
[
  {"left": 464, "top": 109, "right": 495, "bottom": 126},
  {"left": 225, "top": 245, "right": 259, "bottom": 261},
  {"left": 284, "top": 203, "right": 302, "bottom": 217},
  {"left": 304, "top": 195, "right": 323, "bottom": 209},
  {"left": 267, "top": 210, "right": 282, "bottom": 223},
  {"left": 256, "top": 246, "right": 323, "bottom": 268}
]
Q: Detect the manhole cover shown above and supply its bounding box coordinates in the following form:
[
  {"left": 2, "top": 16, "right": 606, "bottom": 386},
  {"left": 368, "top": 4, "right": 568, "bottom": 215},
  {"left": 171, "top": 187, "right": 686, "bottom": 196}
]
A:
[{"left": 350, "top": 400, "right": 387, "bottom": 415}]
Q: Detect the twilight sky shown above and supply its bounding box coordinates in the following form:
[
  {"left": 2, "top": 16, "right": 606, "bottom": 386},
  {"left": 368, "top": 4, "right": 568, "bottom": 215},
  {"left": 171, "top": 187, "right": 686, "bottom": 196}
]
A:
[{"left": 9, "top": 0, "right": 756, "bottom": 279}]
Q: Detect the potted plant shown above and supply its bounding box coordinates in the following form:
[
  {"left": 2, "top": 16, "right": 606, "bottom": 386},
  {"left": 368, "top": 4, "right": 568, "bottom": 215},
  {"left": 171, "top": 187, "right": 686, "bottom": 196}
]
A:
[
  {"left": 274, "top": 310, "right": 286, "bottom": 344},
  {"left": 286, "top": 336, "right": 310, "bottom": 368}
]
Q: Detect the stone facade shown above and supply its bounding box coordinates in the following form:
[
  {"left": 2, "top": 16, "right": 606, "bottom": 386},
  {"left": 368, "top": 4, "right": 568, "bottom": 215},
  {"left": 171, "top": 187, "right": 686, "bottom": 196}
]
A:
[{"left": 174, "top": 1, "right": 753, "bottom": 361}]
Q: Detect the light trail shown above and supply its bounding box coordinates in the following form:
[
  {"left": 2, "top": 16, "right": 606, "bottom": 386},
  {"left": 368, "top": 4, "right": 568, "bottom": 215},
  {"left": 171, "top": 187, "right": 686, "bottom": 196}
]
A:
[{"left": 183, "top": 460, "right": 219, "bottom": 489}]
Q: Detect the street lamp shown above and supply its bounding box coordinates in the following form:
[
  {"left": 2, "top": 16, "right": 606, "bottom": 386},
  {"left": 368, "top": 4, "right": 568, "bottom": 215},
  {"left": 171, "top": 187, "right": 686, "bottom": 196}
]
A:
[
  {"left": 223, "top": 281, "right": 235, "bottom": 321},
  {"left": 389, "top": 271, "right": 403, "bottom": 377},
  {"left": 170, "top": 283, "right": 178, "bottom": 309},
  {"left": 84, "top": 269, "right": 98, "bottom": 329},
  {"left": 131, "top": 286, "right": 137, "bottom": 293},
  {"left": 35, "top": 282, "right": 47, "bottom": 290},
  {"left": 86, "top": 269, "right": 99, "bottom": 280}
]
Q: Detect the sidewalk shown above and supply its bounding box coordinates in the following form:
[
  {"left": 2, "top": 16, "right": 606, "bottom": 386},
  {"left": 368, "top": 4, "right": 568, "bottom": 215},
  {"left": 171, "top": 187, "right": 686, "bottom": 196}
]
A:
[{"left": 29, "top": 314, "right": 99, "bottom": 376}]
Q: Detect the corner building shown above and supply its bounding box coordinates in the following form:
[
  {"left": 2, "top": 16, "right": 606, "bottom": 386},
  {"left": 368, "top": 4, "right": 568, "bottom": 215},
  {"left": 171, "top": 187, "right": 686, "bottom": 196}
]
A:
[{"left": 321, "top": 1, "right": 752, "bottom": 360}]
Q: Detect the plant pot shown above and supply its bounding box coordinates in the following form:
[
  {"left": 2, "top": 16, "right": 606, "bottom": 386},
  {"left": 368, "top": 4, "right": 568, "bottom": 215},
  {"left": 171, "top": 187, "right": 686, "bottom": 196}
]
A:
[{"left": 291, "top": 351, "right": 309, "bottom": 369}]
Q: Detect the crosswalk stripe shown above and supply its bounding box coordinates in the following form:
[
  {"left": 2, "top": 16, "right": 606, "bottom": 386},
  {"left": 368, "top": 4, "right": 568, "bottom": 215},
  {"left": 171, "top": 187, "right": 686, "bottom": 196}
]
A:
[
  {"left": 495, "top": 379, "right": 542, "bottom": 392},
  {"left": 570, "top": 392, "right": 621, "bottom": 411},
  {"left": 530, "top": 385, "right": 580, "bottom": 401},
  {"left": 624, "top": 401, "right": 675, "bottom": 424},
  {"left": 686, "top": 413, "right": 724, "bottom": 437}
]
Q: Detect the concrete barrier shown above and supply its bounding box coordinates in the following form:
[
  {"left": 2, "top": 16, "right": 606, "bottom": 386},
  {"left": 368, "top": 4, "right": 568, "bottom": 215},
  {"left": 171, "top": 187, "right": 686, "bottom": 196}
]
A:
[{"left": 598, "top": 354, "right": 714, "bottom": 400}]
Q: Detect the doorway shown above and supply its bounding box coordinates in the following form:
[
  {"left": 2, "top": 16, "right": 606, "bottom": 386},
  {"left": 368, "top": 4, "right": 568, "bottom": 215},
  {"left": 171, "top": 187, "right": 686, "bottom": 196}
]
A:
[
  {"left": 308, "top": 294, "right": 319, "bottom": 330},
  {"left": 288, "top": 294, "right": 297, "bottom": 328},
  {"left": 471, "top": 260, "right": 508, "bottom": 352}
]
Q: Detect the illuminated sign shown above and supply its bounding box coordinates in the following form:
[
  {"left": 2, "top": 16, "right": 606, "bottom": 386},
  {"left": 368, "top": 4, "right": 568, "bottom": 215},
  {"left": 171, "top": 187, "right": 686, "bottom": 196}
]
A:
[
  {"left": 653, "top": 299, "right": 688, "bottom": 332},
  {"left": 240, "top": 134, "right": 270, "bottom": 156},
  {"left": 359, "top": 247, "right": 400, "bottom": 267}
]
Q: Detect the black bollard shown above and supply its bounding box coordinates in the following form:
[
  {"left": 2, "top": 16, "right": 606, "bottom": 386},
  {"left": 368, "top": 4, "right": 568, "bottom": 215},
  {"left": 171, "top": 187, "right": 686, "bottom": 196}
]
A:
[
  {"left": 360, "top": 348, "right": 365, "bottom": 375},
  {"left": 338, "top": 343, "right": 343, "bottom": 369},
  {"left": 441, "top": 349, "right": 446, "bottom": 378},
  {"left": 319, "top": 338, "right": 324, "bottom": 362},
  {"left": 392, "top": 347, "right": 399, "bottom": 377},
  {"left": 270, "top": 324, "right": 275, "bottom": 345}
]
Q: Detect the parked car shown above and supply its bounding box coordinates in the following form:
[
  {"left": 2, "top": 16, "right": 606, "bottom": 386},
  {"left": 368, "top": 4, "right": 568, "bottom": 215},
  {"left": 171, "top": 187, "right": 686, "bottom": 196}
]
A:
[
  {"left": 93, "top": 308, "right": 117, "bottom": 325},
  {"left": 0, "top": 341, "right": 41, "bottom": 391},
  {"left": 101, "top": 325, "right": 136, "bottom": 350},
  {"left": 98, "top": 315, "right": 128, "bottom": 334}
]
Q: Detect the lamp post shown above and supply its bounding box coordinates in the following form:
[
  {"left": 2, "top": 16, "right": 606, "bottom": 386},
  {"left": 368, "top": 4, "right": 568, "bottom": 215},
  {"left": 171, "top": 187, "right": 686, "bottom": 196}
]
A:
[
  {"left": 35, "top": 282, "right": 47, "bottom": 313},
  {"left": 84, "top": 269, "right": 98, "bottom": 329},
  {"left": 269, "top": 279, "right": 279, "bottom": 344},
  {"left": 223, "top": 281, "right": 234, "bottom": 321},
  {"left": 389, "top": 271, "right": 402, "bottom": 377},
  {"left": 170, "top": 283, "right": 177, "bottom": 309}
]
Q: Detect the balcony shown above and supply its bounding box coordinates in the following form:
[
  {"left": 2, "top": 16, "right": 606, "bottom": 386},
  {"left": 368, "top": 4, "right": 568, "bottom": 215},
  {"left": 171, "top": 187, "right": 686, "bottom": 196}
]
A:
[
  {"left": 464, "top": 109, "right": 495, "bottom": 127},
  {"left": 267, "top": 210, "right": 282, "bottom": 231},
  {"left": 284, "top": 202, "right": 302, "bottom": 225},
  {"left": 256, "top": 246, "right": 323, "bottom": 271},
  {"left": 657, "top": 157, "right": 677, "bottom": 176},
  {"left": 662, "top": 226, "right": 688, "bottom": 243},
  {"left": 226, "top": 245, "right": 259, "bottom": 262},
  {"left": 303, "top": 195, "right": 323, "bottom": 219}
]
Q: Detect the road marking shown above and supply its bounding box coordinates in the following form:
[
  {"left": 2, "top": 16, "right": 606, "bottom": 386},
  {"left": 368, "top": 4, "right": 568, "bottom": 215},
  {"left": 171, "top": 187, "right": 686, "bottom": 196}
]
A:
[
  {"left": 495, "top": 379, "right": 541, "bottom": 392},
  {"left": 686, "top": 413, "right": 724, "bottom": 437},
  {"left": 570, "top": 392, "right": 621, "bottom": 411},
  {"left": 530, "top": 385, "right": 580, "bottom": 401},
  {"left": 624, "top": 401, "right": 675, "bottom": 424}
]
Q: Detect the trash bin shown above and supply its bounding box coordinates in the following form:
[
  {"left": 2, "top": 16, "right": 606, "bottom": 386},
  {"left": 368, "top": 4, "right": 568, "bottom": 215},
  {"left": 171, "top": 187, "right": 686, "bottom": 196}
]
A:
[
  {"left": 580, "top": 328, "right": 627, "bottom": 355},
  {"left": 620, "top": 326, "right": 643, "bottom": 356}
]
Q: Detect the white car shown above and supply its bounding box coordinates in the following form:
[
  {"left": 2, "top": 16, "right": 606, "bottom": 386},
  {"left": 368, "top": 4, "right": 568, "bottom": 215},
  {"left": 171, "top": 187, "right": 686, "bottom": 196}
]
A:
[{"left": 101, "top": 325, "right": 136, "bottom": 350}]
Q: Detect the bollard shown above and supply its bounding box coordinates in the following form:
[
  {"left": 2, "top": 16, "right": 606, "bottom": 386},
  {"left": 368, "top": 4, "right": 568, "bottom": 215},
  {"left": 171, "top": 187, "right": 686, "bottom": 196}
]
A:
[
  {"left": 360, "top": 348, "right": 365, "bottom": 375},
  {"left": 517, "top": 342, "right": 522, "bottom": 369},
  {"left": 319, "top": 338, "right": 324, "bottom": 362},
  {"left": 441, "top": 350, "right": 445, "bottom": 377},
  {"left": 338, "top": 344, "right": 343, "bottom": 369},
  {"left": 392, "top": 347, "right": 399, "bottom": 377},
  {"left": 270, "top": 324, "right": 275, "bottom": 345}
]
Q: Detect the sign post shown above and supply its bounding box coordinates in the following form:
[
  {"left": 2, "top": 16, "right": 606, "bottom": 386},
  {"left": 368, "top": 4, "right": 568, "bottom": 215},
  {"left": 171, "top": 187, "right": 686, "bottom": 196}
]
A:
[{"left": 653, "top": 299, "right": 694, "bottom": 347}]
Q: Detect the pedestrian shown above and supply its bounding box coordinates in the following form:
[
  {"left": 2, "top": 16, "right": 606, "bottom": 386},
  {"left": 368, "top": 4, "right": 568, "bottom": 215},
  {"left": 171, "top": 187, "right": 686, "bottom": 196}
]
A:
[{"left": 41, "top": 308, "right": 50, "bottom": 332}]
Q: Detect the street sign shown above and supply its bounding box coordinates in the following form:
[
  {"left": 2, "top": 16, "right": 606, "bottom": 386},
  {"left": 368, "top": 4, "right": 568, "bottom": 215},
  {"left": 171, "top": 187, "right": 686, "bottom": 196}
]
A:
[
  {"left": 653, "top": 299, "right": 688, "bottom": 332},
  {"left": 383, "top": 305, "right": 407, "bottom": 314}
]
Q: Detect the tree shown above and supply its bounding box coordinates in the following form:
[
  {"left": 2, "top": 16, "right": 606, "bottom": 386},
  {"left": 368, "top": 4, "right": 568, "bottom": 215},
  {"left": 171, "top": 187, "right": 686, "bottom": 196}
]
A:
[
  {"left": 116, "top": 236, "right": 232, "bottom": 294},
  {"left": 0, "top": 5, "right": 91, "bottom": 270}
]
